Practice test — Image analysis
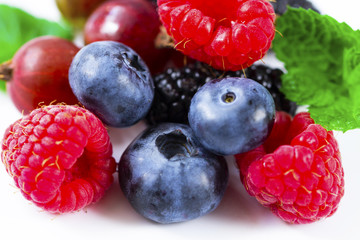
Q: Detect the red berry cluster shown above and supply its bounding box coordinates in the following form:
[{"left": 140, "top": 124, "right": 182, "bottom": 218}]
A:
[{"left": 236, "top": 112, "right": 344, "bottom": 223}]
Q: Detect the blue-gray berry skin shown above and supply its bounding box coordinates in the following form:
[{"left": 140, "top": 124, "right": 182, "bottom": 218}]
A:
[
  {"left": 69, "top": 41, "right": 154, "bottom": 127},
  {"left": 118, "top": 123, "right": 229, "bottom": 224},
  {"left": 188, "top": 77, "right": 275, "bottom": 156}
]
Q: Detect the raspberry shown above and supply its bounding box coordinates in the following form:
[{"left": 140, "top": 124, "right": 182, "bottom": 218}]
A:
[
  {"left": 1, "top": 105, "right": 116, "bottom": 213},
  {"left": 235, "top": 111, "right": 344, "bottom": 224},
  {"left": 157, "top": 0, "right": 276, "bottom": 71},
  {"left": 146, "top": 62, "right": 297, "bottom": 125}
]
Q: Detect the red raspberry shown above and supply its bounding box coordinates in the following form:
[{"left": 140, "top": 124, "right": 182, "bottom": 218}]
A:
[
  {"left": 157, "top": 0, "right": 276, "bottom": 71},
  {"left": 1, "top": 105, "right": 116, "bottom": 213},
  {"left": 235, "top": 111, "right": 345, "bottom": 224}
]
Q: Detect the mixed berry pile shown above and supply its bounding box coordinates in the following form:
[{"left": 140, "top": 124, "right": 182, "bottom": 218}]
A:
[
  {"left": 147, "top": 62, "right": 297, "bottom": 125},
  {"left": 0, "top": 0, "right": 346, "bottom": 225}
]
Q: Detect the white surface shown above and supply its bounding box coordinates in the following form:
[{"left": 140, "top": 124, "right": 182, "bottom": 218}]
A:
[{"left": 0, "top": 1, "right": 359, "bottom": 240}]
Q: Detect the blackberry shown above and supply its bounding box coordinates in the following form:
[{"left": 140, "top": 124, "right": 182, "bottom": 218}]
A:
[
  {"left": 231, "top": 65, "right": 298, "bottom": 118},
  {"left": 146, "top": 62, "right": 297, "bottom": 125},
  {"left": 146, "top": 62, "right": 214, "bottom": 125},
  {"left": 271, "top": 0, "right": 319, "bottom": 15}
]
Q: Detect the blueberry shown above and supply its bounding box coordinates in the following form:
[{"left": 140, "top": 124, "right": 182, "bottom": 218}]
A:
[
  {"left": 69, "top": 41, "right": 154, "bottom": 127},
  {"left": 118, "top": 123, "right": 229, "bottom": 224},
  {"left": 271, "top": 0, "right": 319, "bottom": 15},
  {"left": 188, "top": 77, "right": 275, "bottom": 156}
]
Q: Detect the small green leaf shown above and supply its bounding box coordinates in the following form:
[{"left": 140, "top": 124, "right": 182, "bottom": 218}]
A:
[
  {"left": 272, "top": 7, "right": 360, "bottom": 131},
  {"left": 0, "top": 4, "right": 73, "bottom": 91}
]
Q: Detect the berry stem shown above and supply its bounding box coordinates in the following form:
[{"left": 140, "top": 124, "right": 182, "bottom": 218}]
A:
[
  {"left": 155, "top": 26, "right": 175, "bottom": 48},
  {"left": 0, "top": 60, "right": 13, "bottom": 82}
]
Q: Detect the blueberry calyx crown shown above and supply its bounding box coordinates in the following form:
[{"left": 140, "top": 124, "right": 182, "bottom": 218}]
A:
[
  {"left": 155, "top": 129, "right": 197, "bottom": 161},
  {"left": 122, "top": 53, "right": 145, "bottom": 72},
  {"left": 120, "top": 52, "right": 149, "bottom": 81},
  {"left": 222, "top": 92, "right": 236, "bottom": 103}
]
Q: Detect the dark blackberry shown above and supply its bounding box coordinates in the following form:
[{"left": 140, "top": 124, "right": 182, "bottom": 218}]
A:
[
  {"left": 221, "top": 65, "right": 297, "bottom": 116},
  {"left": 240, "top": 65, "right": 298, "bottom": 117},
  {"left": 146, "top": 62, "right": 297, "bottom": 125},
  {"left": 271, "top": 0, "right": 319, "bottom": 15},
  {"left": 146, "top": 62, "right": 216, "bottom": 125}
]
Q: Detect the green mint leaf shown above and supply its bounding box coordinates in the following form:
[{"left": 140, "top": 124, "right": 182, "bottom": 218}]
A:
[
  {"left": 0, "top": 4, "right": 73, "bottom": 91},
  {"left": 272, "top": 7, "right": 360, "bottom": 131}
]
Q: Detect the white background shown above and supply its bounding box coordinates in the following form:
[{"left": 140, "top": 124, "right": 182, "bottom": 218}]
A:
[{"left": 0, "top": 0, "right": 359, "bottom": 240}]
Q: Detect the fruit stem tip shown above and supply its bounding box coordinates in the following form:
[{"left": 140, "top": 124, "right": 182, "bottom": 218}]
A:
[{"left": 0, "top": 60, "right": 13, "bottom": 82}]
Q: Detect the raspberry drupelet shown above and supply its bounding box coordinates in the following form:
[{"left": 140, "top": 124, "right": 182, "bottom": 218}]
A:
[
  {"left": 1, "top": 105, "right": 116, "bottom": 213},
  {"left": 157, "top": 0, "right": 276, "bottom": 71},
  {"left": 235, "top": 112, "right": 345, "bottom": 224}
]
